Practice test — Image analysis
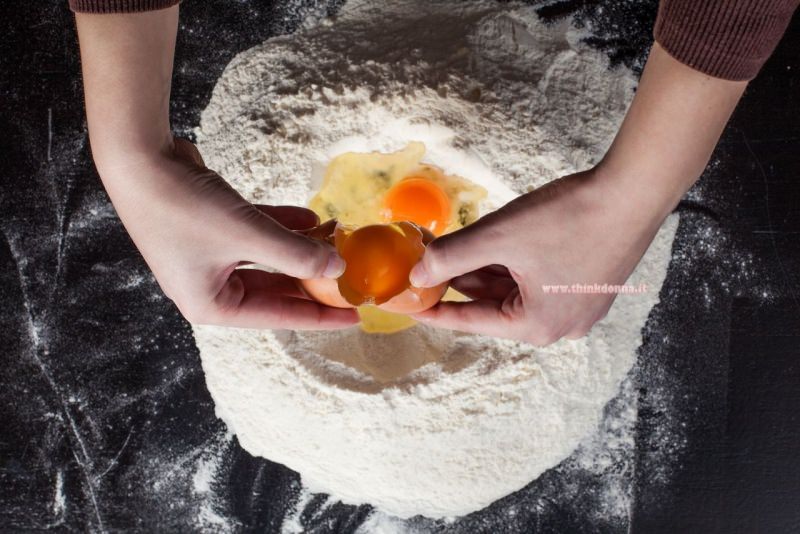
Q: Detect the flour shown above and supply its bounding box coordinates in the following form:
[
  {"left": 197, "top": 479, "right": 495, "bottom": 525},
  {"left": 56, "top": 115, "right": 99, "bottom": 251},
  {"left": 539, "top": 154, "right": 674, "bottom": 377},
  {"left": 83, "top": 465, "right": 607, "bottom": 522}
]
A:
[{"left": 193, "top": 0, "right": 678, "bottom": 520}]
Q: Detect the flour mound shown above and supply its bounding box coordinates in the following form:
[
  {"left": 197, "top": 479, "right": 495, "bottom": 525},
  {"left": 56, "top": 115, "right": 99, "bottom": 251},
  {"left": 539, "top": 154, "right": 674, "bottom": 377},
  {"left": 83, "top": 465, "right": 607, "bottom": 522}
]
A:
[{"left": 194, "top": 0, "right": 677, "bottom": 519}]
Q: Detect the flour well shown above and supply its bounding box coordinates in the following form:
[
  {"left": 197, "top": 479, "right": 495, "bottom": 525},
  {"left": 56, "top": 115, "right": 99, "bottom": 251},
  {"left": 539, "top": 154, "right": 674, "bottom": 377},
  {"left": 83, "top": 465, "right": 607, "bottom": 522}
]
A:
[{"left": 193, "top": 0, "right": 678, "bottom": 519}]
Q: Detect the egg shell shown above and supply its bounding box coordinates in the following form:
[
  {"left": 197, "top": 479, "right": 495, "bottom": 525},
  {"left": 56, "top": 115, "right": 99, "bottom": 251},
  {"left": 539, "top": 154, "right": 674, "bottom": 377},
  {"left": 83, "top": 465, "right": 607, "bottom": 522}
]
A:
[
  {"left": 298, "top": 221, "right": 448, "bottom": 314},
  {"left": 299, "top": 277, "right": 352, "bottom": 309}
]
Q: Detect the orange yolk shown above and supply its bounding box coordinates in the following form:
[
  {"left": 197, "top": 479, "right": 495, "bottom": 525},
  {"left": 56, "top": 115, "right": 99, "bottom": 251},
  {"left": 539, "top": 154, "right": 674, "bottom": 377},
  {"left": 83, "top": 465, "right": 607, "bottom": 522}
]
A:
[
  {"left": 335, "top": 223, "right": 424, "bottom": 306},
  {"left": 383, "top": 177, "right": 451, "bottom": 236}
]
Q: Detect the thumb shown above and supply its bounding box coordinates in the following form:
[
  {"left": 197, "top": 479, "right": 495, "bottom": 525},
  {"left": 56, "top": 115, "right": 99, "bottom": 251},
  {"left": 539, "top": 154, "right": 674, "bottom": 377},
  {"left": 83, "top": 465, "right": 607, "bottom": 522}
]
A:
[
  {"left": 410, "top": 214, "right": 504, "bottom": 288},
  {"left": 254, "top": 204, "right": 320, "bottom": 231},
  {"left": 242, "top": 209, "right": 345, "bottom": 280}
]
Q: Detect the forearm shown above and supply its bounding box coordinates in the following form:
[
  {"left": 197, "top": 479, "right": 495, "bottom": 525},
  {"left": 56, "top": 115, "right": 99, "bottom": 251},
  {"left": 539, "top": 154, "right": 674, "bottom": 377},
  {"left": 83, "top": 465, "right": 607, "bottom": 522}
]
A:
[
  {"left": 75, "top": 6, "right": 178, "bottom": 176},
  {"left": 599, "top": 42, "right": 748, "bottom": 220}
]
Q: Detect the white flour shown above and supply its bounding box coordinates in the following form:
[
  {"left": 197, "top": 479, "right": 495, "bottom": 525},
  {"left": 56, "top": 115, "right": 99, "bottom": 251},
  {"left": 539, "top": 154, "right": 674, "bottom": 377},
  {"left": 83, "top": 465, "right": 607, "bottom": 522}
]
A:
[{"left": 193, "top": 0, "right": 678, "bottom": 520}]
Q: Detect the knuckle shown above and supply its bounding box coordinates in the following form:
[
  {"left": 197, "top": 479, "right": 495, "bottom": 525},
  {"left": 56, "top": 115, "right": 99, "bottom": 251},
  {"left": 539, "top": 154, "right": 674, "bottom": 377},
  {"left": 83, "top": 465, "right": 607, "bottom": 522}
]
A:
[
  {"left": 424, "top": 238, "right": 449, "bottom": 276},
  {"left": 293, "top": 242, "right": 329, "bottom": 278},
  {"left": 251, "top": 220, "right": 329, "bottom": 278}
]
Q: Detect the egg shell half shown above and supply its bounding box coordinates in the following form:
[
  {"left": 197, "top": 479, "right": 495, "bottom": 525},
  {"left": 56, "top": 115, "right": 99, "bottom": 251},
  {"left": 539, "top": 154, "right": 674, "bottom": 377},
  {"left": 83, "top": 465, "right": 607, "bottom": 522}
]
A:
[{"left": 299, "top": 221, "right": 448, "bottom": 314}]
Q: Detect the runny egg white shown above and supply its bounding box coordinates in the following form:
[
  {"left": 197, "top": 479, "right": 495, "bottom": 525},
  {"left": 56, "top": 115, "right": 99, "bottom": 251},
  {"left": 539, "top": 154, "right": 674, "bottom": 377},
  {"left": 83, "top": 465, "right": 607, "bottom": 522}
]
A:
[{"left": 307, "top": 142, "right": 487, "bottom": 334}]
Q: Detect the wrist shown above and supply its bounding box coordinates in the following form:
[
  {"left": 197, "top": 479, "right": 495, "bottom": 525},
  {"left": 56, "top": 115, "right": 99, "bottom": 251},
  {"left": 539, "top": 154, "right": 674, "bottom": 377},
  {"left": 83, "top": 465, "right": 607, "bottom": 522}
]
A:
[
  {"left": 588, "top": 42, "right": 747, "bottom": 225},
  {"left": 91, "top": 130, "right": 175, "bottom": 181},
  {"left": 593, "top": 148, "right": 694, "bottom": 222}
]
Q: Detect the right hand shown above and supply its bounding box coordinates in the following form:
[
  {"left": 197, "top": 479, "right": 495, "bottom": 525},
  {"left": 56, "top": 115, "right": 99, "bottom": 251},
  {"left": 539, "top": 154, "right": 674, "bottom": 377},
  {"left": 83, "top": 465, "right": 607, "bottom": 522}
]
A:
[
  {"left": 410, "top": 168, "right": 663, "bottom": 344},
  {"left": 100, "top": 138, "right": 358, "bottom": 329}
]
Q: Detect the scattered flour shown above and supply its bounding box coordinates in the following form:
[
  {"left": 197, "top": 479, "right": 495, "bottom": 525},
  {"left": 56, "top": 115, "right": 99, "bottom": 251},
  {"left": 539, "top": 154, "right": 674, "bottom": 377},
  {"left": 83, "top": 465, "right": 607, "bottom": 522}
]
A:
[
  {"left": 280, "top": 487, "right": 322, "bottom": 534},
  {"left": 193, "top": 0, "right": 678, "bottom": 519}
]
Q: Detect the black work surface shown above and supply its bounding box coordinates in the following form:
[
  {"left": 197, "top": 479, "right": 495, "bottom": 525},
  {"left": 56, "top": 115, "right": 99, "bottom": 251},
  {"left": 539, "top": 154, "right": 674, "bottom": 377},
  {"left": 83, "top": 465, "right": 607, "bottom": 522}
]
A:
[{"left": 1, "top": 1, "right": 798, "bottom": 532}]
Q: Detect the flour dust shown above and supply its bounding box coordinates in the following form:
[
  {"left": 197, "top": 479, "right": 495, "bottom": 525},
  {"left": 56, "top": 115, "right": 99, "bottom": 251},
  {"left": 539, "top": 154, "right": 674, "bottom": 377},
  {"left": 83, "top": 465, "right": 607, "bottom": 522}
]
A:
[{"left": 193, "top": 0, "right": 678, "bottom": 522}]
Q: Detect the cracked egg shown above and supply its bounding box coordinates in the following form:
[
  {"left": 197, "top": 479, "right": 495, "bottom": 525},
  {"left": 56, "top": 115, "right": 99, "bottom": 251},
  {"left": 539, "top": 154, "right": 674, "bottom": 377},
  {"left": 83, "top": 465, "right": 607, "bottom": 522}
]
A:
[
  {"left": 300, "top": 220, "right": 448, "bottom": 314},
  {"left": 305, "top": 142, "right": 485, "bottom": 333}
]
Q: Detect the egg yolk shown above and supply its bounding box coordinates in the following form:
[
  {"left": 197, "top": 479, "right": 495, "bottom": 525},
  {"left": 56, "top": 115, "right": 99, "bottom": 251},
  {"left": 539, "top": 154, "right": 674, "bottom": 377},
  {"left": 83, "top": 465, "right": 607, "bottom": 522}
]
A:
[
  {"left": 382, "top": 177, "right": 451, "bottom": 236},
  {"left": 335, "top": 223, "right": 424, "bottom": 306}
]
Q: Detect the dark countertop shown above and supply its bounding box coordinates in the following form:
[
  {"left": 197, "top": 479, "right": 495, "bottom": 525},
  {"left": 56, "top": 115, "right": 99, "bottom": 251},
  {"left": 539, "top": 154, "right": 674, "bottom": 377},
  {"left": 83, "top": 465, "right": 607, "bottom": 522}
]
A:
[{"left": 1, "top": 1, "right": 798, "bottom": 532}]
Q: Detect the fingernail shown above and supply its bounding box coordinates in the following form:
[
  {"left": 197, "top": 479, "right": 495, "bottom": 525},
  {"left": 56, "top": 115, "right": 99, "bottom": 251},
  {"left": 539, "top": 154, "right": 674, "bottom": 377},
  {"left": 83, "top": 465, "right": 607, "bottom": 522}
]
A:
[
  {"left": 409, "top": 263, "right": 429, "bottom": 288},
  {"left": 323, "top": 253, "right": 346, "bottom": 279}
]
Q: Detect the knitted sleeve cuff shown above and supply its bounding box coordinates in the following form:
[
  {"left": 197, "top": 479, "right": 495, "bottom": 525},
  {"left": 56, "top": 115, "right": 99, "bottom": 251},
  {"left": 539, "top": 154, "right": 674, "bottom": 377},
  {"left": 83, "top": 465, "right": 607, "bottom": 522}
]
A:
[
  {"left": 654, "top": 0, "right": 798, "bottom": 81},
  {"left": 69, "top": 0, "right": 181, "bottom": 14}
]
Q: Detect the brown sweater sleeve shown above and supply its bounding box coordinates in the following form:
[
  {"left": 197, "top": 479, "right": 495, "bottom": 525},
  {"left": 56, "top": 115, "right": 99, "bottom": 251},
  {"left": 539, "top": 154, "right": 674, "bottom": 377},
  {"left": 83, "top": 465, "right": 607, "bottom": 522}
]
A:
[
  {"left": 655, "top": 0, "right": 799, "bottom": 81},
  {"left": 69, "top": 0, "right": 795, "bottom": 80},
  {"left": 69, "top": 0, "right": 180, "bottom": 13}
]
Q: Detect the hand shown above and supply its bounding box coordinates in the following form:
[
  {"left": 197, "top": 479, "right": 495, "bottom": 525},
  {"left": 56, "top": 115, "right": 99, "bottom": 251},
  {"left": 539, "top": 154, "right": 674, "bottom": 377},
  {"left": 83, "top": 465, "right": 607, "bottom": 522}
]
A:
[
  {"left": 409, "top": 167, "right": 664, "bottom": 344},
  {"left": 410, "top": 41, "right": 748, "bottom": 345},
  {"left": 104, "top": 138, "right": 358, "bottom": 329},
  {"left": 74, "top": 9, "right": 357, "bottom": 329},
  {"left": 74, "top": 1, "right": 745, "bottom": 338}
]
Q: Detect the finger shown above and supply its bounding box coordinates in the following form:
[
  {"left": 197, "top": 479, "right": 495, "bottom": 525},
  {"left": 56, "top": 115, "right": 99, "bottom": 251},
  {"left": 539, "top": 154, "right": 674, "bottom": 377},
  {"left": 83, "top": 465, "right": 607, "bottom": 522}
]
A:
[
  {"left": 414, "top": 294, "right": 563, "bottom": 345},
  {"left": 224, "top": 294, "right": 359, "bottom": 330},
  {"left": 410, "top": 213, "right": 507, "bottom": 288},
  {"left": 240, "top": 206, "right": 345, "bottom": 280},
  {"left": 449, "top": 270, "right": 517, "bottom": 301},
  {"left": 480, "top": 264, "right": 511, "bottom": 277},
  {"left": 214, "top": 270, "right": 358, "bottom": 329},
  {"left": 412, "top": 299, "right": 517, "bottom": 338},
  {"left": 254, "top": 204, "right": 320, "bottom": 232},
  {"left": 233, "top": 268, "right": 308, "bottom": 299}
]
